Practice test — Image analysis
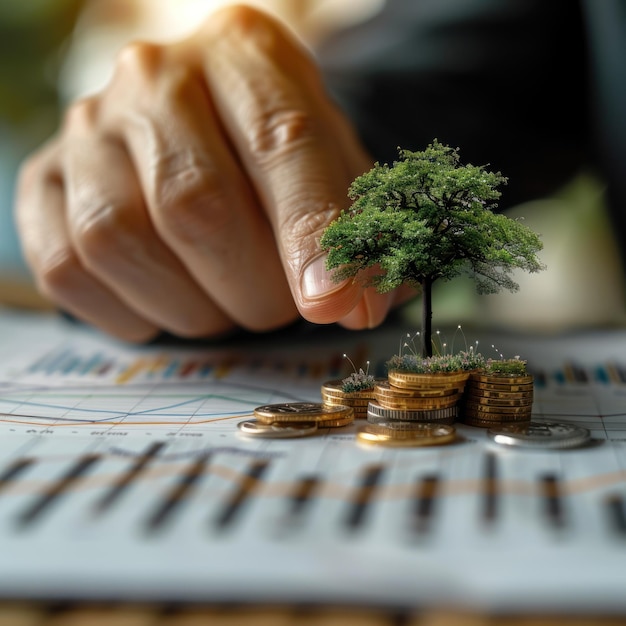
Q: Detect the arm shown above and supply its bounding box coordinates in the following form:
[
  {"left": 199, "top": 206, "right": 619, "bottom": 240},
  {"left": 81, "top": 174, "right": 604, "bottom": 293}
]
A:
[{"left": 317, "top": 0, "right": 590, "bottom": 208}]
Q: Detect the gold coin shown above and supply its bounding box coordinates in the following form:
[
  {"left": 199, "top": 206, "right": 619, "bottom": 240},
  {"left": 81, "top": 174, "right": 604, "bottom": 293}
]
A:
[
  {"left": 470, "top": 373, "right": 533, "bottom": 385},
  {"left": 254, "top": 402, "right": 353, "bottom": 424},
  {"left": 467, "top": 380, "right": 534, "bottom": 393},
  {"left": 463, "top": 412, "right": 532, "bottom": 424},
  {"left": 387, "top": 370, "right": 469, "bottom": 390},
  {"left": 315, "top": 415, "right": 355, "bottom": 428},
  {"left": 367, "top": 401, "right": 457, "bottom": 423},
  {"left": 322, "top": 406, "right": 367, "bottom": 421},
  {"left": 463, "top": 416, "right": 531, "bottom": 428},
  {"left": 374, "top": 381, "right": 458, "bottom": 399},
  {"left": 376, "top": 394, "right": 459, "bottom": 411},
  {"left": 462, "top": 409, "right": 532, "bottom": 423},
  {"left": 463, "top": 401, "right": 533, "bottom": 415},
  {"left": 322, "top": 395, "right": 371, "bottom": 407},
  {"left": 237, "top": 419, "right": 319, "bottom": 438},
  {"left": 369, "top": 420, "right": 452, "bottom": 437},
  {"left": 357, "top": 423, "right": 457, "bottom": 447},
  {"left": 463, "top": 388, "right": 534, "bottom": 400},
  {"left": 486, "top": 422, "right": 532, "bottom": 435},
  {"left": 326, "top": 403, "right": 366, "bottom": 420},
  {"left": 320, "top": 379, "right": 378, "bottom": 400},
  {"left": 463, "top": 394, "right": 533, "bottom": 407}
]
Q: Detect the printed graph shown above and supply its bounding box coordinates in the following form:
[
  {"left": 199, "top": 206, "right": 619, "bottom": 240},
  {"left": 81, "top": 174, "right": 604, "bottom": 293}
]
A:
[{"left": 2, "top": 311, "right": 626, "bottom": 611}]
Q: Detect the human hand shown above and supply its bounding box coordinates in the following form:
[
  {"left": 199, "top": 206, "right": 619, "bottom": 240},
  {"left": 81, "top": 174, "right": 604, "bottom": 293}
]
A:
[{"left": 15, "top": 5, "right": 410, "bottom": 342}]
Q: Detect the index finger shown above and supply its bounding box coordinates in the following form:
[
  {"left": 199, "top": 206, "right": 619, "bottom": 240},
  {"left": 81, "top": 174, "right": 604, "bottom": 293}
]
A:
[{"left": 195, "top": 6, "right": 375, "bottom": 324}]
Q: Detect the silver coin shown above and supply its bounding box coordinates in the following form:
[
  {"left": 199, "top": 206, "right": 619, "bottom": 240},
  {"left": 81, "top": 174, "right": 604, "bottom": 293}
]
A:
[
  {"left": 367, "top": 401, "right": 457, "bottom": 423},
  {"left": 369, "top": 420, "right": 453, "bottom": 432},
  {"left": 487, "top": 421, "right": 591, "bottom": 449},
  {"left": 254, "top": 402, "right": 324, "bottom": 414},
  {"left": 237, "top": 419, "right": 318, "bottom": 438}
]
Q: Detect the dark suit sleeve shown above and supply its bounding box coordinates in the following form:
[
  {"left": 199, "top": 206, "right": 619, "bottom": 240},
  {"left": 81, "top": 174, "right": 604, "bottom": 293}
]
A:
[
  {"left": 316, "top": 0, "right": 590, "bottom": 210},
  {"left": 580, "top": 0, "right": 626, "bottom": 266}
]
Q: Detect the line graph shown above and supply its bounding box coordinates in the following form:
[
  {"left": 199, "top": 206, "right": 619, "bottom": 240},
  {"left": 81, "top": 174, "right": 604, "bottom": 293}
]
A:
[
  {"left": 4, "top": 311, "right": 626, "bottom": 611},
  {"left": 0, "top": 379, "right": 316, "bottom": 429},
  {"left": 4, "top": 446, "right": 626, "bottom": 501}
]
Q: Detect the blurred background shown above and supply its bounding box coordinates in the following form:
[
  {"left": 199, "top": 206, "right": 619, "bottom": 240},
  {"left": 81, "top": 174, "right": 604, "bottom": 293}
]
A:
[
  {"left": 1, "top": 0, "right": 624, "bottom": 330},
  {"left": 0, "top": 0, "right": 81, "bottom": 282}
]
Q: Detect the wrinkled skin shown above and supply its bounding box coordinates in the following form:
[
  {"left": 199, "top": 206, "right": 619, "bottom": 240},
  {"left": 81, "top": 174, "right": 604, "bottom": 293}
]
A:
[{"left": 15, "top": 6, "right": 412, "bottom": 342}]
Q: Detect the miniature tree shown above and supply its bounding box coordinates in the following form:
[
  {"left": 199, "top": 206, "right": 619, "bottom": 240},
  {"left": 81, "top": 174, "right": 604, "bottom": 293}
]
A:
[{"left": 320, "top": 140, "right": 545, "bottom": 357}]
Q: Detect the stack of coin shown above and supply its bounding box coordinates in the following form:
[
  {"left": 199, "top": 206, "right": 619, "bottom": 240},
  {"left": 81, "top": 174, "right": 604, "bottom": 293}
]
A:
[
  {"left": 387, "top": 370, "right": 470, "bottom": 393},
  {"left": 374, "top": 380, "right": 460, "bottom": 410},
  {"left": 254, "top": 402, "right": 354, "bottom": 429},
  {"left": 321, "top": 379, "right": 378, "bottom": 420},
  {"left": 357, "top": 421, "right": 457, "bottom": 447},
  {"left": 367, "top": 399, "right": 458, "bottom": 425},
  {"left": 238, "top": 419, "right": 319, "bottom": 439},
  {"left": 461, "top": 373, "right": 534, "bottom": 428},
  {"left": 367, "top": 372, "right": 469, "bottom": 425}
]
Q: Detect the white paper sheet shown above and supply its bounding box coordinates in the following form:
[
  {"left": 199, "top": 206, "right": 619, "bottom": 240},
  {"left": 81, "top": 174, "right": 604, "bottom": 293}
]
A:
[{"left": 1, "top": 308, "right": 626, "bottom": 612}]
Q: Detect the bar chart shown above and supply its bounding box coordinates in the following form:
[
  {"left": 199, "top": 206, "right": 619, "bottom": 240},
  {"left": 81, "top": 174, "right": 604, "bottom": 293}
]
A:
[{"left": 1, "top": 309, "right": 626, "bottom": 611}]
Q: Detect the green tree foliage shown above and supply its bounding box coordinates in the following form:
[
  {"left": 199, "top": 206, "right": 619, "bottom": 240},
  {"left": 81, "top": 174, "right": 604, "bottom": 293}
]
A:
[{"left": 320, "top": 141, "right": 545, "bottom": 357}]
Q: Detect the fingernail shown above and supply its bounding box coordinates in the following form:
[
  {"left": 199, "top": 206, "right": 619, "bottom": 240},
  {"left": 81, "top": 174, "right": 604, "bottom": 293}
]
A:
[{"left": 301, "top": 255, "right": 348, "bottom": 300}]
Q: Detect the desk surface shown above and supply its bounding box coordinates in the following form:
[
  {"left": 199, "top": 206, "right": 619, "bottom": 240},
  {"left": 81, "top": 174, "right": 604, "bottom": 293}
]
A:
[
  {"left": 1, "top": 310, "right": 626, "bottom": 618},
  {"left": 2, "top": 604, "right": 626, "bottom": 625}
]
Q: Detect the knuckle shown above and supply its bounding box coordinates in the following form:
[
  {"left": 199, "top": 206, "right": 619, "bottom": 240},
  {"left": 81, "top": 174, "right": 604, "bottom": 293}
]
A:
[
  {"left": 16, "top": 154, "right": 44, "bottom": 192},
  {"left": 282, "top": 200, "right": 337, "bottom": 241},
  {"left": 205, "top": 4, "right": 270, "bottom": 39},
  {"left": 201, "top": 5, "right": 286, "bottom": 60},
  {"left": 247, "top": 107, "right": 316, "bottom": 164},
  {"left": 152, "top": 157, "right": 234, "bottom": 244},
  {"left": 17, "top": 141, "right": 61, "bottom": 191},
  {"left": 114, "top": 41, "right": 164, "bottom": 80},
  {"left": 71, "top": 202, "right": 136, "bottom": 268},
  {"left": 37, "top": 248, "right": 82, "bottom": 298},
  {"left": 281, "top": 201, "right": 339, "bottom": 257},
  {"left": 62, "top": 97, "right": 100, "bottom": 133}
]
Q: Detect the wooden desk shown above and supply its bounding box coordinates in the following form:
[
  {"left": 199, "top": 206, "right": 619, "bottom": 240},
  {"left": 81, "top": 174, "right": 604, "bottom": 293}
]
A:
[
  {"left": 1, "top": 279, "right": 625, "bottom": 626},
  {"left": 1, "top": 604, "right": 626, "bottom": 626}
]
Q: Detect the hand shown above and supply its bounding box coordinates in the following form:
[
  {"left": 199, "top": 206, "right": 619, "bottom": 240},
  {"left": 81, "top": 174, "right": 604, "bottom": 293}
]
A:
[{"left": 15, "top": 5, "right": 408, "bottom": 342}]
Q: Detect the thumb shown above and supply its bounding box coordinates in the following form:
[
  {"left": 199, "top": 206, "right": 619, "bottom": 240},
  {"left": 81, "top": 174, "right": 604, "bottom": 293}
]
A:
[
  {"left": 298, "top": 254, "right": 362, "bottom": 324},
  {"left": 300, "top": 259, "right": 397, "bottom": 329}
]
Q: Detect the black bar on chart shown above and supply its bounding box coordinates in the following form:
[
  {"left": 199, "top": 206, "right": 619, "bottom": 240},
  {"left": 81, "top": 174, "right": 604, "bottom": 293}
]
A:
[
  {"left": 482, "top": 453, "right": 499, "bottom": 524},
  {"left": 565, "top": 362, "right": 589, "bottom": 383},
  {"left": 606, "top": 494, "right": 626, "bottom": 535},
  {"left": 345, "top": 464, "right": 385, "bottom": 531},
  {"left": 94, "top": 442, "right": 166, "bottom": 515},
  {"left": 540, "top": 473, "right": 566, "bottom": 529},
  {"left": 287, "top": 475, "right": 319, "bottom": 520},
  {"left": 17, "top": 455, "right": 100, "bottom": 528},
  {"left": 412, "top": 473, "right": 440, "bottom": 535},
  {"left": 215, "top": 460, "right": 270, "bottom": 530},
  {"left": 145, "top": 453, "right": 209, "bottom": 532},
  {"left": 0, "top": 458, "right": 34, "bottom": 495}
]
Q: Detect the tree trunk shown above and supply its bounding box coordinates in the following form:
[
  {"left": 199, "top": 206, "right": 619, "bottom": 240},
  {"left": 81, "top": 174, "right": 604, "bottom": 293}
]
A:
[{"left": 421, "top": 277, "right": 433, "bottom": 358}]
